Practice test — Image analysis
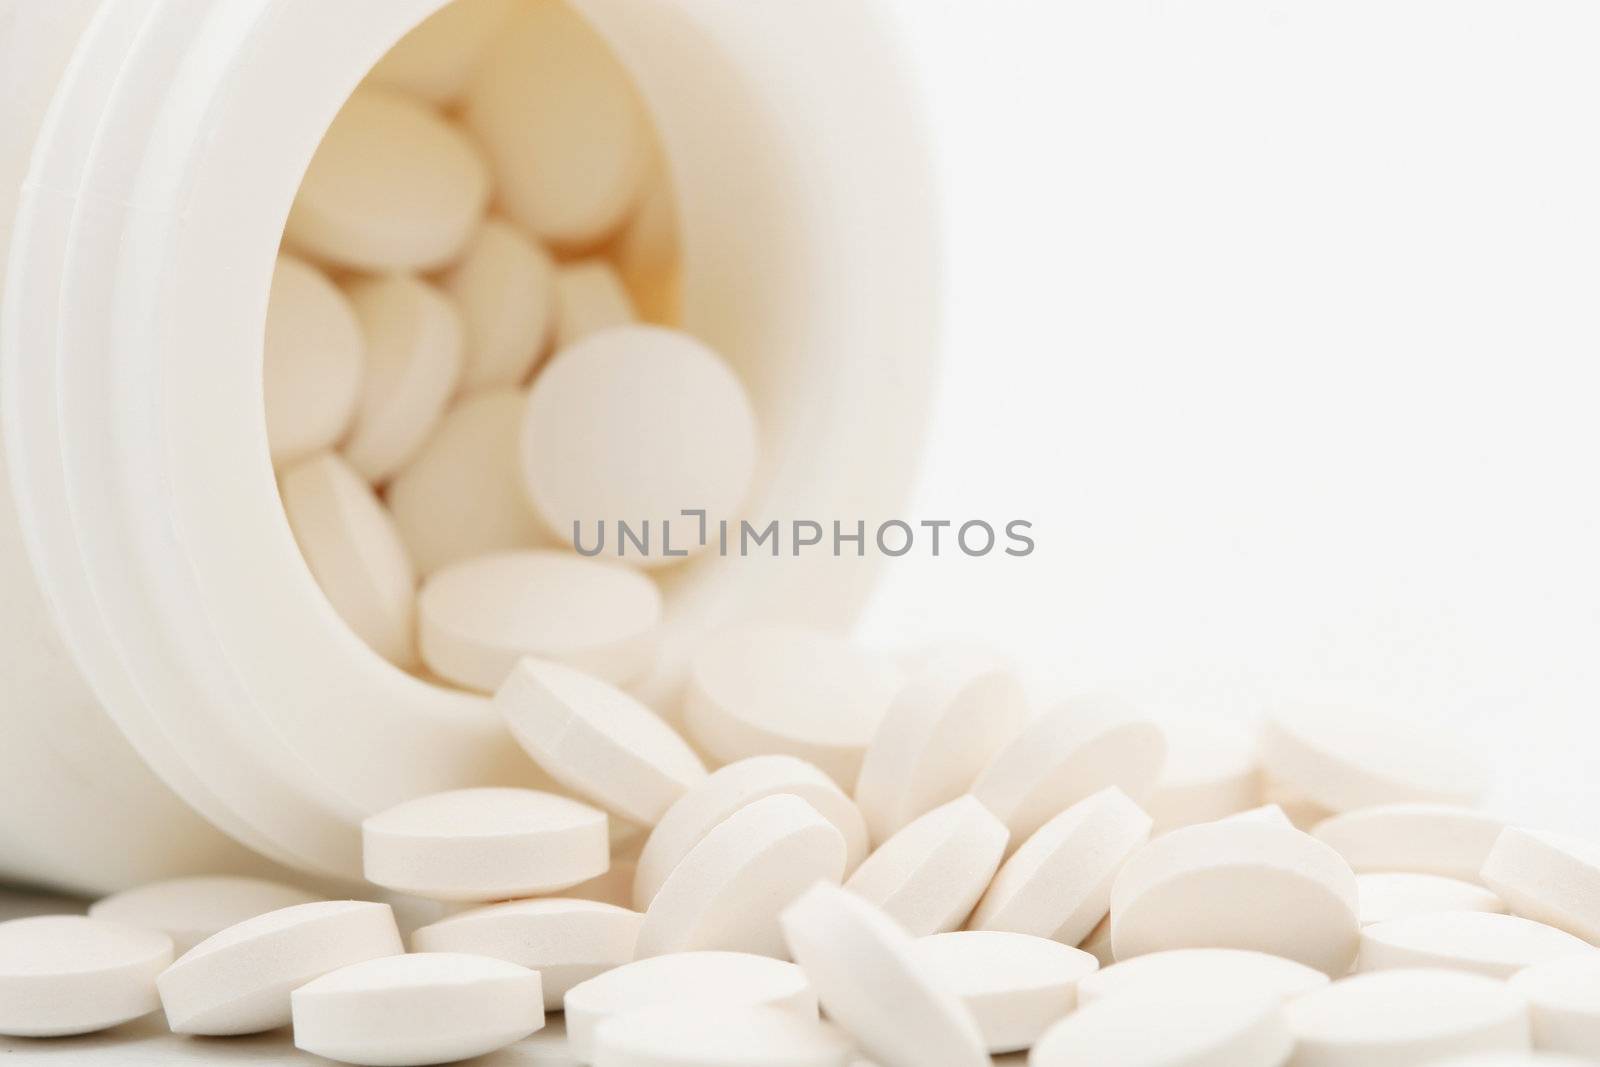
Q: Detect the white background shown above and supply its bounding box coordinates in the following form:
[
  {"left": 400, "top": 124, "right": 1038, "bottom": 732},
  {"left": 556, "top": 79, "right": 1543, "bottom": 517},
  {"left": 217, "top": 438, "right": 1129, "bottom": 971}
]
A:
[{"left": 863, "top": 0, "right": 1600, "bottom": 835}]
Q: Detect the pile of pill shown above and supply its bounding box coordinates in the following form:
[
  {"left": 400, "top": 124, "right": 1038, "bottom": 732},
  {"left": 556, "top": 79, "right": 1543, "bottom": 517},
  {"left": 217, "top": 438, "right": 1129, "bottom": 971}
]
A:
[{"left": 6, "top": 1, "right": 1600, "bottom": 1066}]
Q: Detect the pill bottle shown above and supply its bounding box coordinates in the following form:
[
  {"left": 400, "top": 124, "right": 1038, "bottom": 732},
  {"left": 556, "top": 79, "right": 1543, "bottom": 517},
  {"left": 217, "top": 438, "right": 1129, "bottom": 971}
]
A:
[{"left": 0, "top": 0, "right": 938, "bottom": 894}]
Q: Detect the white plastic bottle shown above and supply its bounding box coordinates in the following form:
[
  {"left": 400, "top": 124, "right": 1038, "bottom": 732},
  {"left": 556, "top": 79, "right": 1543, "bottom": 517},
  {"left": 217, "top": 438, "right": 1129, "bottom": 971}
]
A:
[{"left": 0, "top": 0, "right": 939, "bottom": 892}]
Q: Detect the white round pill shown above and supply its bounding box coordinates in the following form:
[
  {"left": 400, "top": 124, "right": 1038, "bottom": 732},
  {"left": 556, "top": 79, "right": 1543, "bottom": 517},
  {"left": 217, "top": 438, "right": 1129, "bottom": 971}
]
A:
[
  {"left": 1077, "top": 948, "right": 1327, "bottom": 1006},
  {"left": 854, "top": 657, "right": 1028, "bottom": 846},
  {"left": 365, "top": 0, "right": 518, "bottom": 105},
  {"left": 552, "top": 259, "right": 637, "bottom": 350},
  {"left": 1285, "top": 968, "right": 1531, "bottom": 1065},
  {"left": 388, "top": 389, "right": 554, "bottom": 577},
  {"left": 157, "top": 900, "right": 403, "bottom": 1035},
  {"left": 1143, "top": 722, "right": 1261, "bottom": 833},
  {"left": 1482, "top": 827, "right": 1600, "bottom": 946},
  {"left": 1358, "top": 910, "right": 1597, "bottom": 978},
  {"left": 971, "top": 787, "right": 1152, "bottom": 946},
  {"left": 1509, "top": 955, "right": 1600, "bottom": 1057},
  {"left": 844, "top": 796, "right": 1009, "bottom": 937},
  {"left": 914, "top": 931, "right": 1098, "bottom": 1054},
  {"left": 292, "top": 951, "right": 543, "bottom": 1066},
  {"left": 263, "top": 254, "right": 365, "bottom": 467},
  {"left": 563, "top": 951, "right": 817, "bottom": 1063},
  {"left": 639, "top": 794, "right": 846, "bottom": 959},
  {"left": 593, "top": 1004, "right": 855, "bottom": 1067},
  {"left": 635, "top": 755, "right": 870, "bottom": 909},
  {"left": 1110, "top": 820, "right": 1361, "bottom": 977},
  {"left": 341, "top": 275, "right": 464, "bottom": 484},
  {"left": 89, "top": 876, "right": 321, "bottom": 955},
  {"left": 520, "top": 326, "right": 760, "bottom": 568},
  {"left": 280, "top": 452, "right": 418, "bottom": 669},
  {"left": 442, "top": 219, "right": 556, "bottom": 392},
  {"left": 0, "top": 915, "right": 172, "bottom": 1037},
  {"left": 1030, "top": 989, "right": 1293, "bottom": 1067},
  {"left": 1313, "top": 803, "right": 1506, "bottom": 884},
  {"left": 686, "top": 624, "right": 901, "bottom": 788},
  {"left": 970, "top": 694, "right": 1166, "bottom": 846},
  {"left": 781, "top": 883, "right": 990, "bottom": 1067},
  {"left": 420, "top": 551, "right": 662, "bottom": 693},
  {"left": 1260, "top": 705, "right": 1488, "bottom": 814},
  {"left": 286, "top": 88, "right": 490, "bottom": 272},
  {"left": 362, "top": 787, "right": 609, "bottom": 902},
  {"left": 464, "top": 1, "right": 648, "bottom": 247},
  {"left": 495, "top": 658, "right": 703, "bottom": 826},
  {"left": 1356, "top": 872, "right": 1505, "bottom": 926},
  {"left": 412, "top": 897, "right": 640, "bottom": 1011}
]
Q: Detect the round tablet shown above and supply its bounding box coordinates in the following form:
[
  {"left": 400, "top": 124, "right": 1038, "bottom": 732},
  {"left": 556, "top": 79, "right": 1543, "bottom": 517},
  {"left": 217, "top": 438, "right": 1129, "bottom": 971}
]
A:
[
  {"left": 0, "top": 915, "right": 172, "bottom": 1037},
  {"left": 340, "top": 275, "right": 464, "bottom": 484},
  {"left": 593, "top": 1004, "right": 855, "bottom": 1067},
  {"left": 365, "top": 0, "right": 518, "bottom": 105},
  {"left": 969, "top": 694, "right": 1166, "bottom": 846},
  {"left": 157, "top": 900, "right": 403, "bottom": 1035},
  {"left": 685, "top": 623, "right": 900, "bottom": 788},
  {"left": 971, "top": 787, "right": 1152, "bottom": 946},
  {"left": 1110, "top": 820, "right": 1360, "bottom": 977},
  {"left": 1030, "top": 989, "right": 1293, "bottom": 1067},
  {"left": 1509, "top": 955, "right": 1600, "bottom": 1056},
  {"left": 552, "top": 260, "right": 637, "bottom": 350},
  {"left": 1357, "top": 872, "right": 1505, "bottom": 926},
  {"left": 1358, "top": 910, "right": 1597, "bottom": 978},
  {"left": 421, "top": 551, "right": 662, "bottom": 692},
  {"left": 362, "top": 787, "right": 609, "bottom": 902},
  {"left": 520, "top": 326, "right": 760, "bottom": 569},
  {"left": 844, "top": 796, "right": 1009, "bottom": 937},
  {"left": 1260, "top": 705, "right": 1488, "bottom": 814},
  {"left": 563, "top": 951, "right": 817, "bottom": 1063},
  {"left": 1313, "top": 803, "right": 1506, "bottom": 884},
  {"left": 781, "top": 883, "right": 990, "bottom": 1067},
  {"left": 853, "top": 657, "right": 1029, "bottom": 846},
  {"left": 464, "top": 1, "right": 648, "bottom": 247},
  {"left": 638, "top": 794, "right": 846, "bottom": 959},
  {"left": 635, "top": 755, "right": 870, "bottom": 909},
  {"left": 286, "top": 88, "right": 489, "bottom": 272},
  {"left": 495, "top": 658, "right": 703, "bottom": 825},
  {"left": 1285, "top": 968, "right": 1531, "bottom": 1064},
  {"left": 263, "top": 254, "right": 365, "bottom": 466},
  {"left": 1143, "top": 722, "right": 1261, "bottom": 833},
  {"left": 280, "top": 452, "right": 418, "bottom": 669},
  {"left": 413, "top": 897, "right": 640, "bottom": 1010},
  {"left": 292, "top": 952, "right": 543, "bottom": 1066},
  {"left": 1482, "top": 827, "right": 1600, "bottom": 945},
  {"left": 89, "top": 875, "right": 321, "bottom": 954},
  {"left": 1077, "top": 948, "right": 1327, "bottom": 1007},
  {"left": 914, "top": 931, "right": 1098, "bottom": 1054},
  {"left": 387, "top": 389, "right": 553, "bottom": 577},
  {"left": 442, "top": 219, "right": 556, "bottom": 392}
]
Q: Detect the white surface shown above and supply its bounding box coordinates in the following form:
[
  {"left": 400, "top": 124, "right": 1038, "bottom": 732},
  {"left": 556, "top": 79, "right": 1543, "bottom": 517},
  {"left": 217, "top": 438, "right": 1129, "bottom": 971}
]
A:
[{"left": 864, "top": 0, "right": 1600, "bottom": 841}]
